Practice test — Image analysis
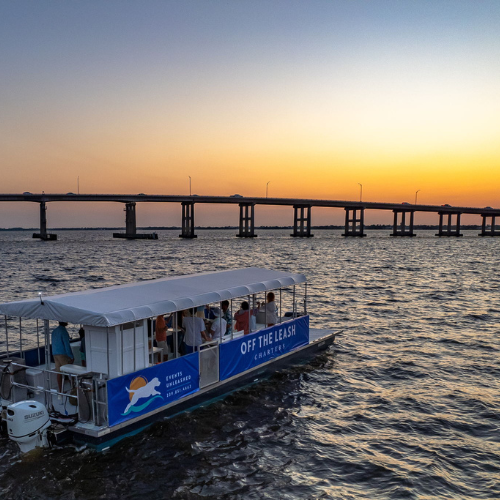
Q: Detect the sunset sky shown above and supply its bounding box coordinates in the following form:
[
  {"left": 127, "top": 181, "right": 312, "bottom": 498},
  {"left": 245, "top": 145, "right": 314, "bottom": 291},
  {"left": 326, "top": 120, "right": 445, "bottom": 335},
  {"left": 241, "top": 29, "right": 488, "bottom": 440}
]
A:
[{"left": 1, "top": 1, "right": 499, "bottom": 228}]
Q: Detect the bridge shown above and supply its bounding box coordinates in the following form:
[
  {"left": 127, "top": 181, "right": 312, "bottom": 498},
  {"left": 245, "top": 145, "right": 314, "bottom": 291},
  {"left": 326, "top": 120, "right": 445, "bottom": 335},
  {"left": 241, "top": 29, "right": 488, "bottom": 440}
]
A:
[{"left": 1, "top": 193, "right": 499, "bottom": 240}]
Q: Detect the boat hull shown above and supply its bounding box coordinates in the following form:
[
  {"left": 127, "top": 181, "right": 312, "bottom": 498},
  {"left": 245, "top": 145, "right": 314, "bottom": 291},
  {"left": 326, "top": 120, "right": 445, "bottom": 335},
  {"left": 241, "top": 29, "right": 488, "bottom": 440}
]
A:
[{"left": 70, "top": 331, "right": 335, "bottom": 449}]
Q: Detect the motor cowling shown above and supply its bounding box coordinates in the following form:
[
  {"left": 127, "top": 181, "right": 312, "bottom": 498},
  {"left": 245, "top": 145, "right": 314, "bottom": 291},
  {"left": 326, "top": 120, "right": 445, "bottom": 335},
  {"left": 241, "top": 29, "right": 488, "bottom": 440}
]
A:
[{"left": 7, "top": 400, "right": 51, "bottom": 453}]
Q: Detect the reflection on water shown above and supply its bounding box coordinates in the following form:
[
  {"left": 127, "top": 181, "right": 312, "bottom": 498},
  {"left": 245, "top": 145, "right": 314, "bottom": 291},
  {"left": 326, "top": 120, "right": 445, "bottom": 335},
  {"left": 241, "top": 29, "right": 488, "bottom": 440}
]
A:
[{"left": 0, "top": 229, "right": 499, "bottom": 499}]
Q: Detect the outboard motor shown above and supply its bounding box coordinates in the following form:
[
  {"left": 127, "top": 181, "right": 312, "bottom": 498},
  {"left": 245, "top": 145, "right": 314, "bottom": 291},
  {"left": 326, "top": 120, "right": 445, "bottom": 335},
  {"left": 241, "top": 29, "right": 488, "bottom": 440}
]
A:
[{"left": 7, "top": 400, "right": 51, "bottom": 453}]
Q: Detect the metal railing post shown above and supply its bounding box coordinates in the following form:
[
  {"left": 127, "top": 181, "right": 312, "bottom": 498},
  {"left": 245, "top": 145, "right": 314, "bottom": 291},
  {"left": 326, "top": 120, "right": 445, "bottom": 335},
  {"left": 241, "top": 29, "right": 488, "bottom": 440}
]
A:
[{"left": 4, "top": 315, "right": 9, "bottom": 358}]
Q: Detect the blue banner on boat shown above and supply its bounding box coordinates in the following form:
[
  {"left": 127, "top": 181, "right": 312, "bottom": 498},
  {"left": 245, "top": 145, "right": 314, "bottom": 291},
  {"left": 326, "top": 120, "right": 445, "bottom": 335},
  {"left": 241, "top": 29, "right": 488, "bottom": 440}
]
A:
[
  {"left": 107, "top": 352, "right": 200, "bottom": 427},
  {"left": 219, "top": 316, "right": 309, "bottom": 381}
]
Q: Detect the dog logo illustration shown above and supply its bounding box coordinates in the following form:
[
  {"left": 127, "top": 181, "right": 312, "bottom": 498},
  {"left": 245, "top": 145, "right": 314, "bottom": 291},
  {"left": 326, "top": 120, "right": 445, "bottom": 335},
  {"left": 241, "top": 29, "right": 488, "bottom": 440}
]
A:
[{"left": 122, "top": 376, "right": 163, "bottom": 415}]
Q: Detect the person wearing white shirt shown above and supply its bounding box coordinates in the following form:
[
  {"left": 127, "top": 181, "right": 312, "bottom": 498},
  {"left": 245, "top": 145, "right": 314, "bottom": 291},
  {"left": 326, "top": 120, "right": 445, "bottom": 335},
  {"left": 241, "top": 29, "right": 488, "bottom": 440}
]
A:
[
  {"left": 264, "top": 292, "right": 278, "bottom": 326},
  {"left": 182, "top": 310, "right": 208, "bottom": 354},
  {"left": 209, "top": 308, "right": 227, "bottom": 341}
]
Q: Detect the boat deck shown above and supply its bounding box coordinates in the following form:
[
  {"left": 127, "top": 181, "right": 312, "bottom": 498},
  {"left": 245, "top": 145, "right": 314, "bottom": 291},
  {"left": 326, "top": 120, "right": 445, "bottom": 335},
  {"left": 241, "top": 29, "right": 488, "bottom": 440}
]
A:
[{"left": 309, "top": 328, "right": 334, "bottom": 342}]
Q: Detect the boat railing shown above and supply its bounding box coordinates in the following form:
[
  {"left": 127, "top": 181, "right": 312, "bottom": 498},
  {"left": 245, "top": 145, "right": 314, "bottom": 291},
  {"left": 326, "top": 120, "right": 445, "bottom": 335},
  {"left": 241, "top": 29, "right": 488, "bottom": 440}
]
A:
[{"left": 3, "top": 362, "right": 108, "bottom": 427}]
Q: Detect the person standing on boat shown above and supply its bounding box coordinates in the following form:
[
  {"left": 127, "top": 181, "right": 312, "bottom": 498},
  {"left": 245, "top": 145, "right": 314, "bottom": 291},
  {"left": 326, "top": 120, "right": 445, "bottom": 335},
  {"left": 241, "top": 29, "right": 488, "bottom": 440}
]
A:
[
  {"left": 208, "top": 308, "right": 227, "bottom": 341},
  {"left": 221, "top": 300, "right": 232, "bottom": 336},
  {"left": 182, "top": 309, "right": 209, "bottom": 354},
  {"left": 264, "top": 292, "right": 278, "bottom": 327},
  {"left": 51, "top": 321, "right": 74, "bottom": 392}
]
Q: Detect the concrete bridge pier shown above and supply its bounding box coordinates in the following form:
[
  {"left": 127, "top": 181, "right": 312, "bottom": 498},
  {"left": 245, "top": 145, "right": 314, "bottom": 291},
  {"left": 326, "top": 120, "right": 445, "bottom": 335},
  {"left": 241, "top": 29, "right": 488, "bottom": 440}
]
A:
[
  {"left": 436, "top": 212, "right": 463, "bottom": 237},
  {"left": 113, "top": 202, "right": 158, "bottom": 239},
  {"left": 479, "top": 214, "right": 500, "bottom": 236},
  {"left": 179, "top": 201, "right": 197, "bottom": 238},
  {"left": 32, "top": 202, "right": 57, "bottom": 241},
  {"left": 236, "top": 203, "right": 257, "bottom": 238},
  {"left": 291, "top": 205, "right": 313, "bottom": 237},
  {"left": 343, "top": 207, "right": 366, "bottom": 237},
  {"left": 391, "top": 210, "right": 416, "bottom": 237}
]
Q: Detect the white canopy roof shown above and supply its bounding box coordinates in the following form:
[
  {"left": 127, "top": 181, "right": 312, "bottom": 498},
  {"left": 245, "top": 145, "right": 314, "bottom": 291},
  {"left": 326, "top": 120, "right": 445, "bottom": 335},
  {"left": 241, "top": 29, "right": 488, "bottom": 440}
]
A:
[{"left": 0, "top": 268, "right": 306, "bottom": 327}]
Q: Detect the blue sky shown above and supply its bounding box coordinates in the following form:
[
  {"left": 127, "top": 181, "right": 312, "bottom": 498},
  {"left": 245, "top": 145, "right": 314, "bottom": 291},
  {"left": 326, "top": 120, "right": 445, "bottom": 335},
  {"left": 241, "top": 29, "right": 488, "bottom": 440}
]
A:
[{"left": 1, "top": 1, "right": 499, "bottom": 227}]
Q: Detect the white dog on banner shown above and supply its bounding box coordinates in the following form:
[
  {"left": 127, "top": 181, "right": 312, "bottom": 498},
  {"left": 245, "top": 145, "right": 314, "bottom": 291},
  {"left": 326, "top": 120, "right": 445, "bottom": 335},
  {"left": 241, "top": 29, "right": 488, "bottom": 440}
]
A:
[{"left": 124, "top": 377, "right": 161, "bottom": 413}]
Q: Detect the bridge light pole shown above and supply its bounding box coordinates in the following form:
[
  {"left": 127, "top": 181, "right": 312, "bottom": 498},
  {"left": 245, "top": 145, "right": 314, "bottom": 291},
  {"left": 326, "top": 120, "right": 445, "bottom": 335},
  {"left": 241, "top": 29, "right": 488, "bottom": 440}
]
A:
[
  {"left": 266, "top": 181, "right": 270, "bottom": 198},
  {"left": 358, "top": 183, "right": 363, "bottom": 202},
  {"left": 415, "top": 189, "right": 420, "bottom": 205},
  {"left": 189, "top": 176, "right": 192, "bottom": 196}
]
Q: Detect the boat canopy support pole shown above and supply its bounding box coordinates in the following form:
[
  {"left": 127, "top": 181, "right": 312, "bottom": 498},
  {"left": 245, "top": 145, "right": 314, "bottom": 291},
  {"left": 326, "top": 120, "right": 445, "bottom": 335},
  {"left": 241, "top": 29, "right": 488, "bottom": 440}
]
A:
[
  {"left": 248, "top": 294, "right": 251, "bottom": 332},
  {"left": 343, "top": 207, "right": 366, "bottom": 237},
  {"left": 36, "top": 319, "right": 41, "bottom": 365},
  {"left": 291, "top": 205, "right": 313, "bottom": 237},
  {"left": 237, "top": 203, "right": 257, "bottom": 238},
  {"left": 173, "top": 313, "right": 178, "bottom": 359},
  {"left": 230, "top": 299, "right": 234, "bottom": 340},
  {"left": 18, "top": 318, "right": 23, "bottom": 359},
  {"left": 120, "top": 325, "right": 124, "bottom": 376},
  {"left": 44, "top": 320, "right": 50, "bottom": 370},
  {"left": 180, "top": 202, "right": 197, "bottom": 238},
  {"left": 133, "top": 323, "right": 137, "bottom": 372},
  {"left": 4, "top": 315, "right": 9, "bottom": 358},
  {"left": 436, "top": 212, "right": 463, "bottom": 237},
  {"left": 279, "top": 288, "right": 282, "bottom": 324},
  {"left": 149, "top": 318, "right": 154, "bottom": 366},
  {"left": 479, "top": 214, "right": 500, "bottom": 236},
  {"left": 106, "top": 327, "right": 110, "bottom": 377}
]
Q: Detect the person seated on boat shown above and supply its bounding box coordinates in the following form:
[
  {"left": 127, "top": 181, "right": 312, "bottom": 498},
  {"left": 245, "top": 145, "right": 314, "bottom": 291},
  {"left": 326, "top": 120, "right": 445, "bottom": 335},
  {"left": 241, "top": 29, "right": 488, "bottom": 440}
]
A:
[
  {"left": 78, "top": 327, "right": 86, "bottom": 367},
  {"left": 208, "top": 307, "right": 227, "bottom": 341},
  {"left": 221, "top": 300, "right": 232, "bottom": 336},
  {"left": 155, "top": 314, "right": 170, "bottom": 362},
  {"left": 264, "top": 291, "right": 278, "bottom": 327},
  {"left": 182, "top": 309, "right": 209, "bottom": 354},
  {"left": 234, "top": 301, "right": 258, "bottom": 335},
  {"left": 51, "top": 321, "right": 74, "bottom": 392}
]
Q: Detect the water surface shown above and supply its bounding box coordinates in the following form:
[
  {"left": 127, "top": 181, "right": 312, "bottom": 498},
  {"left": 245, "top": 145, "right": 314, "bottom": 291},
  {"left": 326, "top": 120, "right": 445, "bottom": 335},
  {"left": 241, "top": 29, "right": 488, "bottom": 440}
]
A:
[{"left": 0, "top": 229, "right": 498, "bottom": 499}]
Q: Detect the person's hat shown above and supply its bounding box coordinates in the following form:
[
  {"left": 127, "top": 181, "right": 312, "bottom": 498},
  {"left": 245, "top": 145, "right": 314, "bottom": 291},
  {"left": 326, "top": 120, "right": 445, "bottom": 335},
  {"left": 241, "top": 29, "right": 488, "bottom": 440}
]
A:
[{"left": 212, "top": 307, "right": 221, "bottom": 317}]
